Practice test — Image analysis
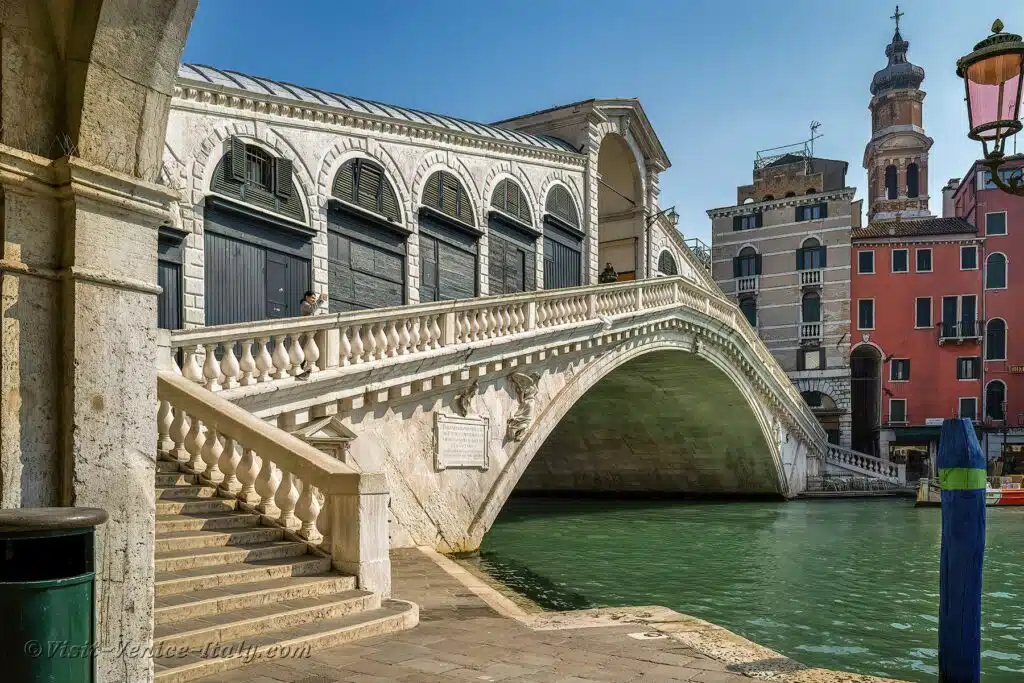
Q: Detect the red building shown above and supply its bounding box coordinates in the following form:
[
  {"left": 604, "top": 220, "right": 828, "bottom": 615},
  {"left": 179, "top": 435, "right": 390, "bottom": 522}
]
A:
[{"left": 949, "top": 159, "right": 1024, "bottom": 463}]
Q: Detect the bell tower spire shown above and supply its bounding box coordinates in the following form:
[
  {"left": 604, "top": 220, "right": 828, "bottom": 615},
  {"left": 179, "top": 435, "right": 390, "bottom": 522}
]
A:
[{"left": 863, "top": 8, "right": 934, "bottom": 221}]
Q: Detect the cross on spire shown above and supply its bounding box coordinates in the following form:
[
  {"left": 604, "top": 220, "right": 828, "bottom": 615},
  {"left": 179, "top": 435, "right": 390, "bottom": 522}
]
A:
[{"left": 890, "top": 5, "right": 904, "bottom": 31}]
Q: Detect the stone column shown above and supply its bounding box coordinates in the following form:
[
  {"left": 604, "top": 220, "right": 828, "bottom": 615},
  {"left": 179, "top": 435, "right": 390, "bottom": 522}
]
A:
[{"left": 1, "top": 148, "right": 177, "bottom": 683}]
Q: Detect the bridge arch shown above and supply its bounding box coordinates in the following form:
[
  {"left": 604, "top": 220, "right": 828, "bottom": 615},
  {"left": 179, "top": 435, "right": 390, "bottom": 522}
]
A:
[{"left": 467, "top": 333, "right": 786, "bottom": 547}]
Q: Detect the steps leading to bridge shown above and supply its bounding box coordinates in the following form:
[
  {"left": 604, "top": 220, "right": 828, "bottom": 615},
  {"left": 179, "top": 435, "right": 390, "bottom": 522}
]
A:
[{"left": 152, "top": 460, "right": 417, "bottom": 683}]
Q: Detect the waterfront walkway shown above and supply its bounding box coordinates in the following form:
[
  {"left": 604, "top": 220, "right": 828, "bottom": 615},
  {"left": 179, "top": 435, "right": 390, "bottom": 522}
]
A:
[{"left": 200, "top": 548, "right": 752, "bottom": 683}]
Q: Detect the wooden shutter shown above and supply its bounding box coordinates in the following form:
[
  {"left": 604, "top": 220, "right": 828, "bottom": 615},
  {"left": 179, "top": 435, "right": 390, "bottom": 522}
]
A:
[
  {"left": 819, "top": 202, "right": 828, "bottom": 218},
  {"left": 819, "top": 246, "right": 827, "bottom": 267},
  {"left": 795, "top": 249, "right": 803, "bottom": 270},
  {"left": 424, "top": 172, "right": 441, "bottom": 209},
  {"left": 333, "top": 160, "right": 356, "bottom": 202},
  {"left": 795, "top": 207, "right": 802, "bottom": 222},
  {"left": 274, "top": 158, "right": 293, "bottom": 199},
  {"left": 732, "top": 257, "right": 740, "bottom": 278},
  {"left": 230, "top": 137, "right": 246, "bottom": 181},
  {"left": 357, "top": 163, "right": 383, "bottom": 213},
  {"left": 380, "top": 183, "right": 399, "bottom": 221},
  {"left": 754, "top": 254, "right": 763, "bottom": 275},
  {"left": 732, "top": 216, "right": 742, "bottom": 231},
  {"left": 755, "top": 212, "right": 763, "bottom": 228}
]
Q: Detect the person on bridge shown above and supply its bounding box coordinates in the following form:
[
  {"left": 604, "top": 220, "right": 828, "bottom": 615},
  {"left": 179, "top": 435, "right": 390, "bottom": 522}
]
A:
[{"left": 296, "top": 290, "right": 328, "bottom": 379}]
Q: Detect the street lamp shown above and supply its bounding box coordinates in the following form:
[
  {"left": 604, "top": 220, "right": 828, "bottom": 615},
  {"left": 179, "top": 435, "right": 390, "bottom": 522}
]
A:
[{"left": 957, "top": 19, "right": 1024, "bottom": 195}]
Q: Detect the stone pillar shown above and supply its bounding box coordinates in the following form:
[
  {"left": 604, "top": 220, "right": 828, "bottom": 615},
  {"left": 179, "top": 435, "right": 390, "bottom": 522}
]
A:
[
  {"left": 1, "top": 149, "right": 177, "bottom": 683},
  {"left": 327, "top": 475, "right": 392, "bottom": 597}
]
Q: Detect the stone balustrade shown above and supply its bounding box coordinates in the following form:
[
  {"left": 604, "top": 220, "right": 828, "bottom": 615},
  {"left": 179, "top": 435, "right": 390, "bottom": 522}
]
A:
[
  {"left": 167, "top": 277, "right": 824, "bottom": 455},
  {"left": 156, "top": 370, "right": 391, "bottom": 595},
  {"left": 824, "top": 444, "right": 903, "bottom": 484},
  {"left": 799, "top": 269, "right": 823, "bottom": 286}
]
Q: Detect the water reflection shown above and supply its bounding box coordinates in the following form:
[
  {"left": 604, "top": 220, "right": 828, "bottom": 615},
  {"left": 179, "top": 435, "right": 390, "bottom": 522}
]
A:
[{"left": 477, "top": 498, "right": 1024, "bottom": 683}]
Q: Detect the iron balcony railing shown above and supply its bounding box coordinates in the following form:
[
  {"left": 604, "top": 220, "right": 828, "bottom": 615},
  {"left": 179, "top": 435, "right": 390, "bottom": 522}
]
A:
[
  {"left": 684, "top": 237, "right": 711, "bottom": 270},
  {"left": 938, "top": 319, "right": 984, "bottom": 344},
  {"left": 882, "top": 412, "right": 909, "bottom": 427}
]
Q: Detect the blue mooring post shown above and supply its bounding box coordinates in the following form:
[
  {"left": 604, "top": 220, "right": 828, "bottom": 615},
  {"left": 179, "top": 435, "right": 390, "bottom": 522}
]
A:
[{"left": 937, "top": 418, "right": 986, "bottom": 683}]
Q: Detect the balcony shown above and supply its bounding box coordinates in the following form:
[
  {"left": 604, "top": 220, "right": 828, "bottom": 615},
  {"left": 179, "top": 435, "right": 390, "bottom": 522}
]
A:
[
  {"left": 684, "top": 237, "right": 711, "bottom": 271},
  {"left": 882, "top": 412, "right": 909, "bottom": 427},
  {"left": 799, "top": 322, "right": 823, "bottom": 341},
  {"left": 937, "top": 319, "right": 984, "bottom": 345},
  {"left": 799, "top": 269, "right": 823, "bottom": 287},
  {"left": 736, "top": 275, "right": 759, "bottom": 294}
]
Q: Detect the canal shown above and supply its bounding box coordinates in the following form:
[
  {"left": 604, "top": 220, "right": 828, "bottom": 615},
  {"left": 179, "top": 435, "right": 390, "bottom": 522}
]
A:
[{"left": 475, "top": 498, "right": 1024, "bottom": 682}]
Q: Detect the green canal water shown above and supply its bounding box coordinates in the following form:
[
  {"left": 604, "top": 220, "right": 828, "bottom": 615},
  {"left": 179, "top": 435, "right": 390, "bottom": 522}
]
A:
[{"left": 477, "top": 498, "right": 1024, "bottom": 682}]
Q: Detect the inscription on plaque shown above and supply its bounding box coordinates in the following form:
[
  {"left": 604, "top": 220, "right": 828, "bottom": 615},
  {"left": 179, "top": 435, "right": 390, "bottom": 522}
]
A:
[{"left": 435, "top": 413, "right": 490, "bottom": 471}]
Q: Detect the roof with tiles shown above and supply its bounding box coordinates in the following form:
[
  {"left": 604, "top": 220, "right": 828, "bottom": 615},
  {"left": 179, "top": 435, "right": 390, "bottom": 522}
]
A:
[
  {"left": 177, "top": 64, "right": 580, "bottom": 154},
  {"left": 852, "top": 216, "right": 976, "bottom": 240}
]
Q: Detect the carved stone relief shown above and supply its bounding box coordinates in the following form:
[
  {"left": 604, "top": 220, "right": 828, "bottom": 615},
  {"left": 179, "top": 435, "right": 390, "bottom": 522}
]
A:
[{"left": 506, "top": 372, "right": 541, "bottom": 442}]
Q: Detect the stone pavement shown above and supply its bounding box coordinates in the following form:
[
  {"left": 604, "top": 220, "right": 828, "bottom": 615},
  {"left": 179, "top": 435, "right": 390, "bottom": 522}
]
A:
[{"left": 200, "top": 548, "right": 751, "bottom": 682}]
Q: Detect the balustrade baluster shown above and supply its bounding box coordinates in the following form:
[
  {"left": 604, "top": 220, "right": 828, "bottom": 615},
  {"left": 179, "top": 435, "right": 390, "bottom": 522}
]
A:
[
  {"left": 470, "top": 310, "right": 481, "bottom": 341},
  {"left": 238, "top": 341, "right": 257, "bottom": 385},
  {"left": 385, "top": 321, "right": 400, "bottom": 358},
  {"left": 157, "top": 400, "right": 173, "bottom": 456},
  {"left": 316, "top": 495, "right": 332, "bottom": 552},
  {"left": 218, "top": 436, "right": 241, "bottom": 494},
  {"left": 429, "top": 315, "right": 442, "bottom": 349},
  {"left": 255, "top": 338, "right": 273, "bottom": 382},
  {"left": 302, "top": 333, "right": 320, "bottom": 373},
  {"left": 183, "top": 346, "right": 204, "bottom": 384},
  {"left": 169, "top": 407, "right": 189, "bottom": 464},
  {"left": 288, "top": 333, "right": 306, "bottom": 375},
  {"left": 184, "top": 414, "right": 206, "bottom": 473},
  {"left": 200, "top": 426, "right": 224, "bottom": 483},
  {"left": 236, "top": 448, "right": 260, "bottom": 504},
  {"left": 275, "top": 471, "right": 300, "bottom": 530},
  {"left": 375, "top": 323, "right": 388, "bottom": 360},
  {"left": 255, "top": 458, "right": 282, "bottom": 517},
  {"left": 409, "top": 317, "right": 421, "bottom": 352},
  {"left": 489, "top": 309, "right": 500, "bottom": 338},
  {"left": 295, "top": 480, "right": 323, "bottom": 542},
  {"left": 351, "top": 326, "right": 365, "bottom": 363},
  {"left": 271, "top": 335, "right": 289, "bottom": 379},
  {"left": 220, "top": 343, "right": 240, "bottom": 389},
  {"left": 340, "top": 327, "right": 353, "bottom": 366},
  {"left": 397, "top": 319, "right": 411, "bottom": 355},
  {"left": 202, "top": 343, "right": 222, "bottom": 391},
  {"left": 363, "top": 324, "right": 378, "bottom": 361}
]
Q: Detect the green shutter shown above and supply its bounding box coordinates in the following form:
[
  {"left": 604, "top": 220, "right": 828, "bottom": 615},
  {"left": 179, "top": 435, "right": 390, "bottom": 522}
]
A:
[
  {"left": 733, "top": 216, "right": 742, "bottom": 231},
  {"left": 492, "top": 179, "right": 508, "bottom": 213},
  {"left": 333, "top": 160, "right": 356, "bottom": 202},
  {"left": 230, "top": 137, "right": 246, "bottom": 181},
  {"left": 274, "top": 157, "right": 293, "bottom": 199},
  {"left": 380, "top": 182, "right": 400, "bottom": 221},
  {"left": 546, "top": 186, "right": 579, "bottom": 227},
  {"left": 754, "top": 254, "right": 762, "bottom": 275},
  {"left": 819, "top": 202, "right": 828, "bottom": 218},
  {"left": 819, "top": 246, "right": 828, "bottom": 267},
  {"left": 733, "top": 257, "right": 740, "bottom": 278},
  {"left": 755, "top": 211, "right": 763, "bottom": 228},
  {"left": 424, "top": 172, "right": 441, "bottom": 210}
]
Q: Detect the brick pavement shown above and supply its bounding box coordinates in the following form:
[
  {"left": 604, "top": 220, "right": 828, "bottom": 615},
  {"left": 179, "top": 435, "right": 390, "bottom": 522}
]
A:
[{"left": 198, "top": 548, "right": 751, "bottom": 683}]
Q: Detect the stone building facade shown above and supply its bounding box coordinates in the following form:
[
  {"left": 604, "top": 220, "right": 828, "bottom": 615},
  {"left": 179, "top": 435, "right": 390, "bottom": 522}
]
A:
[
  {"left": 160, "top": 66, "right": 697, "bottom": 332},
  {"left": 708, "top": 154, "right": 855, "bottom": 447}
]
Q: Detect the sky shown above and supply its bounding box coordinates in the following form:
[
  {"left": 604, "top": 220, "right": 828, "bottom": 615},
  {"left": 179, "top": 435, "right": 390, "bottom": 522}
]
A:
[{"left": 183, "top": 0, "right": 1024, "bottom": 244}]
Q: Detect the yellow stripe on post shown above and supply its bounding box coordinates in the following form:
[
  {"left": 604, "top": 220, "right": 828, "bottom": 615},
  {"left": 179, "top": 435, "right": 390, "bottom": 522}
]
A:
[{"left": 939, "top": 467, "right": 988, "bottom": 491}]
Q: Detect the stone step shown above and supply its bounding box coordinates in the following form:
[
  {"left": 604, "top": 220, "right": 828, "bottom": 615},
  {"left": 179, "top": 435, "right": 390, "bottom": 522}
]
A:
[
  {"left": 157, "top": 497, "right": 237, "bottom": 516},
  {"left": 156, "top": 485, "right": 219, "bottom": 500},
  {"left": 155, "top": 556, "right": 332, "bottom": 597},
  {"left": 155, "top": 573, "right": 357, "bottom": 624},
  {"left": 155, "top": 541, "right": 308, "bottom": 573},
  {"left": 157, "top": 460, "right": 183, "bottom": 473},
  {"left": 156, "top": 512, "right": 261, "bottom": 534},
  {"left": 153, "top": 600, "right": 418, "bottom": 683},
  {"left": 153, "top": 589, "right": 379, "bottom": 650},
  {"left": 155, "top": 528, "right": 284, "bottom": 554},
  {"left": 156, "top": 473, "right": 197, "bottom": 487}
]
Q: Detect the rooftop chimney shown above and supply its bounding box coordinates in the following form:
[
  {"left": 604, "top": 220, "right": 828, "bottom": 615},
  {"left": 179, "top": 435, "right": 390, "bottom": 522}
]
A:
[{"left": 942, "top": 178, "right": 960, "bottom": 218}]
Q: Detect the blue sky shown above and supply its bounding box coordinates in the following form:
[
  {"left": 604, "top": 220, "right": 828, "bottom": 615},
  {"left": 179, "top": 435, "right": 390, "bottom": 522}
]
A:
[{"left": 183, "top": 0, "right": 1024, "bottom": 243}]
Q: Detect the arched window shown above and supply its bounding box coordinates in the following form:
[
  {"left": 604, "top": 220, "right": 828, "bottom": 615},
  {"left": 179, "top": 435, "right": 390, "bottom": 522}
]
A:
[
  {"left": 986, "top": 318, "right": 1007, "bottom": 360},
  {"left": 797, "top": 237, "right": 825, "bottom": 270},
  {"left": 734, "top": 246, "right": 759, "bottom": 278},
  {"left": 885, "top": 165, "right": 898, "bottom": 200},
  {"left": 658, "top": 250, "right": 678, "bottom": 276},
  {"left": 802, "top": 291, "right": 821, "bottom": 323},
  {"left": 986, "top": 381, "right": 1007, "bottom": 421},
  {"left": 806, "top": 188, "right": 817, "bottom": 195},
  {"left": 739, "top": 296, "right": 757, "bottom": 328},
  {"left": 785, "top": 191, "right": 797, "bottom": 198},
  {"left": 209, "top": 137, "right": 304, "bottom": 222},
  {"left": 743, "top": 197, "right": 754, "bottom": 204},
  {"left": 906, "top": 163, "right": 920, "bottom": 198},
  {"left": 332, "top": 158, "right": 400, "bottom": 221},
  {"left": 545, "top": 185, "right": 580, "bottom": 228},
  {"left": 986, "top": 253, "right": 1007, "bottom": 289},
  {"left": 491, "top": 179, "right": 533, "bottom": 225},
  {"left": 423, "top": 170, "right": 474, "bottom": 225},
  {"left": 763, "top": 195, "right": 775, "bottom": 201}
]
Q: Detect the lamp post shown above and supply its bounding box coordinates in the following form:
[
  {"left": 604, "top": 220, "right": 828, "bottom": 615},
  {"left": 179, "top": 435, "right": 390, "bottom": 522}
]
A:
[{"left": 957, "top": 20, "right": 1024, "bottom": 195}]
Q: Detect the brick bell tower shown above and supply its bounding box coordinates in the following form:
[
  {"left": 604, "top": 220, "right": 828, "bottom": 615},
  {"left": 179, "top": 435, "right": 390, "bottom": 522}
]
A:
[{"left": 863, "top": 6, "right": 934, "bottom": 221}]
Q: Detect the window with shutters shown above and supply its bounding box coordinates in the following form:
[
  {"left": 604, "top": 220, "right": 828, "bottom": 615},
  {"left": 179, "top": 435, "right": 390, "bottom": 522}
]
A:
[
  {"left": 545, "top": 185, "right": 580, "bottom": 228},
  {"left": 986, "top": 318, "right": 1007, "bottom": 360},
  {"left": 857, "top": 299, "right": 874, "bottom": 330},
  {"left": 734, "top": 247, "right": 759, "bottom": 277},
  {"left": 209, "top": 138, "right": 304, "bottom": 222},
  {"left": 423, "top": 170, "right": 475, "bottom": 226},
  {"left": 959, "top": 397, "right": 978, "bottom": 421},
  {"left": 986, "top": 253, "right": 1007, "bottom": 289},
  {"left": 658, "top": 250, "right": 678, "bottom": 275},
  {"left": 796, "top": 203, "right": 827, "bottom": 222},
  {"left": 739, "top": 296, "right": 757, "bottom": 328},
  {"left": 796, "top": 238, "right": 825, "bottom": 270},
  {"left": 986, "top": 381, "right": 1007, "bottom": 420},
  {"left": 889, "top": 399, "right": 908, "bottom": 423},
  {"left": 957, "top": 356, "right": 980, "bottom": 380},
  {"left": 890, "top": 358, "right": 910, "bottom": 381},
  {"left": 801, "top": 291, "right": 821, "bottom": 323},
  {"left": 733, "top": 212, "right": 762, "bottom": 231},
  {"left": 858, "top": 250, "right": 875, "bottom": 274},
  {"left": 986, "top": 212, "right": 1007, "bottom": 236},
  {"left": 892, "top": 249, "right": 909, "bottom": 273},
  {"left": 961, "top": 245, "right": 978, "bottom": 270},
  {"left": 332, "top": 159, "right": 401, "bottom": 222},
  {"left": 915, "top": 297, "right": 932, "bottom": 328},
  {"left": 491, "top": 179, "right": 533, "bottom": 225},
  {"left": 916, "top": 248, "right": 932, "bottom": 272}
]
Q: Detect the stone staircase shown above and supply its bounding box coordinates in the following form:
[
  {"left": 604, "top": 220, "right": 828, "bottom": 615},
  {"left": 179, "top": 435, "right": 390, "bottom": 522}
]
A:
[{"left": 152, "top": 458, "right": 417, "bottom": 683}]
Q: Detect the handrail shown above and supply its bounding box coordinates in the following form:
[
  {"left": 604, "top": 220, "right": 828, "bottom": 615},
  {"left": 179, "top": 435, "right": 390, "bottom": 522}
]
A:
[{"left": 824, "top": 443, "right": 901, "bottom": 482}]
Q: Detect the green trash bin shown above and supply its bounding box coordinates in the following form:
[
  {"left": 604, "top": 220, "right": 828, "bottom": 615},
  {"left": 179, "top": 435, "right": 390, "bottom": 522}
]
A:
[{"left": 0, "top": 507, "right": 108, "bottom": 683}]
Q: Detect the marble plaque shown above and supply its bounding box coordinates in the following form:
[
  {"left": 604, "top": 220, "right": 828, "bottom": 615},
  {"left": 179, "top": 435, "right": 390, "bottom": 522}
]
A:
[{"left": 435, "top": 413, "right": 490, "bottom": 470}]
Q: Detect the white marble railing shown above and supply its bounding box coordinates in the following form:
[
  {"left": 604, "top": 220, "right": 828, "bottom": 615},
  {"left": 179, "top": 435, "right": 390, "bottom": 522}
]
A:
[
  {"left": 168, "top": 277, "right": 822, "bottom": 449},
  {"left": 799, "top": 269, "right": 822, "bottom": 286},
  {"left": 156, "top": 371, "right": 390, "bottom": 594},
  {"left": 824, "top": 444, "right": 902, "bottom": 484},
  {"left": 736, "top": 276, "right": 758, "bottom": 294},
  {"left": 799, "top": 322, "right": 822, "bottom": 340}
]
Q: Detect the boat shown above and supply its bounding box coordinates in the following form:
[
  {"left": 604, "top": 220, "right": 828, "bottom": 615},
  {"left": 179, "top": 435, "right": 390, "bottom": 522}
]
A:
[{"left": 915, "top": 476, "right": 1024, "bottom": 506}]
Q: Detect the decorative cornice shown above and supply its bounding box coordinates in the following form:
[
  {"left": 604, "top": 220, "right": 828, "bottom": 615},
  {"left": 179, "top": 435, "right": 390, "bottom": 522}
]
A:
[
  {"left": 706, "top": 188, "right": 857, "bottom": 219},
  {"left": 173, "top": 82, "right": 587, "bottom": 170}
]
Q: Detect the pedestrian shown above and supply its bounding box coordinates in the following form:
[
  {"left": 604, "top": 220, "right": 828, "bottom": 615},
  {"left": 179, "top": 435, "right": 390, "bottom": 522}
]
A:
[
  {"left": 296, "top": 290, "right": 328, "bottom": 379},
  {"left": 599, "top": 262, "right": 618, "bottom": 284}
]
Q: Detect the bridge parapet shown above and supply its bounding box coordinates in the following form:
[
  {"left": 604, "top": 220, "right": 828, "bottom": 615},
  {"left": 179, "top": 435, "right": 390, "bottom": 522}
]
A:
[{"left": 824, "top": 444, "right": 904, "bottom": 484}]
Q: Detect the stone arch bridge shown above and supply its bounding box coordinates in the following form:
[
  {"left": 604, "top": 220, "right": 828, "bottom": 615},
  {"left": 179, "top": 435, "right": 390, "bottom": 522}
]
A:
[{"left": 159, "top": 276, "right": 899, "bottom": 555}]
